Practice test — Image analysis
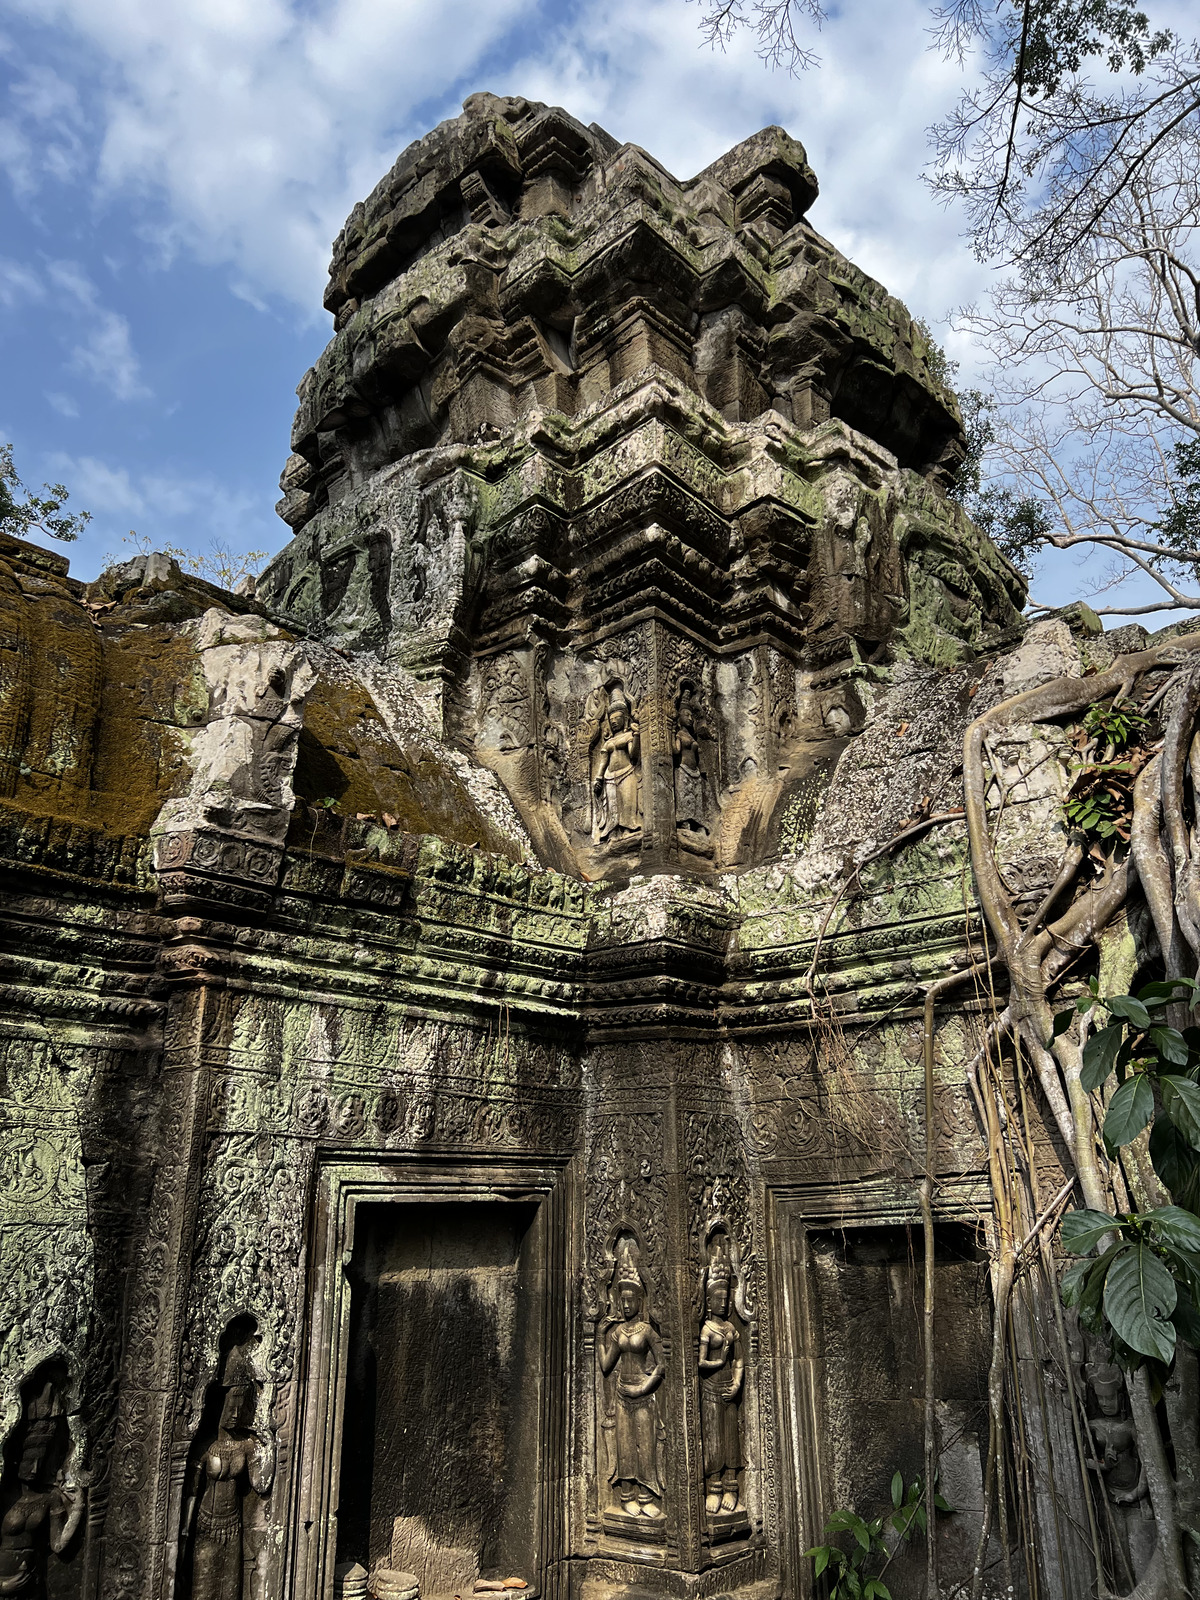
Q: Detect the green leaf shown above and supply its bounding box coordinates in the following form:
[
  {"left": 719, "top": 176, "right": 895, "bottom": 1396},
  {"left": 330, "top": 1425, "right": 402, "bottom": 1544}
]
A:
[
  {"left": 1138, "top": 979, "right": 1200, "bottom": 1006},
  {"left": 1104, "top": 1243, "right": 1178, "bottom": 1362},
  {"left": 809, "top": 1548, "right": 830, "bottom": 1577},
  {"left": 1163, "top": 1077, "right": 1200, "bottom": 1147},
  {"left": 865, "top": 1584, "right": 892, "bottom": 1600},
  {"left": 1104, "top": 1074, "right": 1155, "bottom": 1148},
  {"left": 934, "top": 1493, "right": 954, "bottom": 1512},
  {"left": 1146, "top": 1206, "right": 1200, "bottom": 1253},
  {"left": 891, "top": 1470, "right": 902, "bottom": 1510},
  {"left": 1081, "top": 1024, "right": 1125, "bottom": 1089},
  {"left": 1052, "top": 1008, "right": 1075, "bottom": 1039},
  {"left": 1150, "top": 1114, "right": 1200, "bottom": 1202},
  {"left": 1152, "top": 1026, "right": 1193, "bottom": 1067},
  {"left": 1108, "top": 994, "right": 1154, "bottom": 1030},
  {"left": 1060, "top": 1257, "right": 1092, "bottom": 1304},
  {"left": 1075, "top": 1243, "right": 1124, "bottom": 1331},
  {"left": 1061, "top": 1208, "right": 1117, "bottom": 1255}
]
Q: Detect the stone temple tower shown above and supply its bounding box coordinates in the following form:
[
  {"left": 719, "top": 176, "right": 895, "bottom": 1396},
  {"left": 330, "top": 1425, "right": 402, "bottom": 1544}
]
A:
[
  {"left": 261, "top": 92, "right": 1025, "bottom": 881},
  {"left": 2, "top": 93, "right": 1139, "bottom": 1600}
]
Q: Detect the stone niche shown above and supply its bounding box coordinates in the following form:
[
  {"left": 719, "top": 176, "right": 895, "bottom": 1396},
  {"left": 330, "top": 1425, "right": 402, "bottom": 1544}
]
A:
[{"left": 336, "top": 1201, "right": 543, "bottom": 1593}]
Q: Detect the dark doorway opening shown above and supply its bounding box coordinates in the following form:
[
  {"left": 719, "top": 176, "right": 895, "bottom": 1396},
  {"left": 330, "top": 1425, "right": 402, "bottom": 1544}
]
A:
[{"left": 335, "top": 1199, "right": 542, "bottom": 1594}]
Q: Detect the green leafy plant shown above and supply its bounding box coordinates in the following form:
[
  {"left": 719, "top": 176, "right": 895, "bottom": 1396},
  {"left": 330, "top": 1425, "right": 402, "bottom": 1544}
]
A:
[
  {"left": 1081, "top": 702, "right": 1151, "bottom": 752},
  {"left": 1063, "top": 760, "right": 1149, "bottom": 842},
  {"left": 1054, "top": 977, "right": 1200, "bottom": 1368},
  {"left": 804, "top": 1473, "right": 951, "bottom": 1600},
  {"left": 0, "top": 442, "right": 92, "bottom": 544},
  {"left": 1062, "top": 703, "right": 1154, "bottom": 842}
]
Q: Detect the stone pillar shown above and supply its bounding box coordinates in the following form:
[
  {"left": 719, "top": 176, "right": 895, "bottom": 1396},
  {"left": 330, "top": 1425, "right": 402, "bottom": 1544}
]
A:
[
  {"left": 574, "top": 878, "right": 772, "bottom": 1600},
  {"left": 97, "top": 978, "right": 220, "bottom": 1598}
]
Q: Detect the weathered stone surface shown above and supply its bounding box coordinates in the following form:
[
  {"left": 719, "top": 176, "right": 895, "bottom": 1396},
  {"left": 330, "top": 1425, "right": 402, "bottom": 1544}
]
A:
[
  {"left": 257, "top": 94, "right": 1025, "bottom": 882},
  {"left": 0, "top": 99, "right": 1117, "bottom": 1600}
]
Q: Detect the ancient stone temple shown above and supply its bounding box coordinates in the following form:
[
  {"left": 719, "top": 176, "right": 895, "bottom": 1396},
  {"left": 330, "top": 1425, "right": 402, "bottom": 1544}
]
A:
[{"left": 4, "top": 92, "right": 1182, "bottom": 1600}]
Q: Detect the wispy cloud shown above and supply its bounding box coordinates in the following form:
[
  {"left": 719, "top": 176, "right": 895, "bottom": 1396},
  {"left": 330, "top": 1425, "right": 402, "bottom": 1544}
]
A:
[
  {"left": 0, "top": 256, "right": 42, "bottom": 307},
  {"left": 70, "top": 309, "right": 148, "bottom": 399},
  {"left": 28, "top": 259, "right": 153, "bottom": 398},
  {"left": 3, "top": 0, "right": 534, "bottom": 310},
  {"left": 43, "top": 451, "right": 283, "bottom": 572}
]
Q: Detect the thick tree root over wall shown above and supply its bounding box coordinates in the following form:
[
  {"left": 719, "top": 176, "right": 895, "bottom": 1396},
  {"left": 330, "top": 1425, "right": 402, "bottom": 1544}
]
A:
[{"left": 958, "top": 632, "right": 1200, "bottom": 1599}]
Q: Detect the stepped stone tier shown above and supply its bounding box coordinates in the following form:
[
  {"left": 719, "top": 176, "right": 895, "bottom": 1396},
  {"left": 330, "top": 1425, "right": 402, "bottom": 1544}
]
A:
[{"left": 0, "top": 94, "right": 1137, "bottom": 1600}]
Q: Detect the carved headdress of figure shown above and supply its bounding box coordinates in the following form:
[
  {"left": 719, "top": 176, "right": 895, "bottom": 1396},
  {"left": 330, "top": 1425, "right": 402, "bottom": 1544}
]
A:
[
  {"left": 220, "top": 1337, "right": 260, "bottom": 1432},
  {"left": 605, "top": 686, "right": 634, "bottom": 735},
  {"left": 699, "top": 1222, "right": 751, "bottom": 1320},
  {"left": 612, "top": 1232, "right": 646, "bottom": 1309}
]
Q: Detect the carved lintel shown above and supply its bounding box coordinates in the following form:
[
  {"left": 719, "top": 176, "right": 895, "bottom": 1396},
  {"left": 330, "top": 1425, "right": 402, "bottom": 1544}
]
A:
[{"left": 153, "top": 830, "right": 285, "bottom": 916}]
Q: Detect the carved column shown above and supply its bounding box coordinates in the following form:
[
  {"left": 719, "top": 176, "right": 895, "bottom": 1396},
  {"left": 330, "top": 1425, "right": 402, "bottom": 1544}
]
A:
[
  {"left": 576, "top": 880, "right": 770, "bottom": 1600},
  {"left": 97, "top": 976, "right": 223, "bottom": 1599}
]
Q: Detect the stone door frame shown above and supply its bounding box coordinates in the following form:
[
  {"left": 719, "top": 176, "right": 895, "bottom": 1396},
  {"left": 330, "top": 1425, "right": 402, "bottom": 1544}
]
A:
[
  {"left": 284, "top": 1155, "right": 570, "bottom": 1600},
  {"left": 765, "top": 1175, "right": 991, "bottom": 1600}
]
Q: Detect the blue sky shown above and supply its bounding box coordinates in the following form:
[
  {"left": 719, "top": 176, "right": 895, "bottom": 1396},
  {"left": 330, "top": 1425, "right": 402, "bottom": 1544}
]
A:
[{"left": 0, "top": 0, "right": 1176, "bottom": 612}]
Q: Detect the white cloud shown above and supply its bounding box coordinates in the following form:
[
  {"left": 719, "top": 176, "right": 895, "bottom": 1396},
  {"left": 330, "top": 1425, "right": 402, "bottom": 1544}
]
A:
[
  {"left": 0, "top": 256, "right": 43, "bottom": 307},
  {"left": 47, "top": 257, "right": 98, "bottom": 307},
  {"left": 17, "top": 260, "right": 153, "bottom": 398},
  {"left": 70, "top": 308, "right": 148, "bottom": 399},
  {"left": 5, "top": 0, "right": 535, "bottom": 310},
  {"left": 0, "top": 0, "right": 1003, "bottom": 334},
  {"left": 46, "top": 391, "right": 79, "bottom": 416},
  {"left": 1, "top": 57, "right": 86, "bottom": 188}
]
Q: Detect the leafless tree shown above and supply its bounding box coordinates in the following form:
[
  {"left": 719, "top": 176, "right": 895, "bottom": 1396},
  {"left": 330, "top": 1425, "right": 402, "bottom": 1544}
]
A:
[
  {"left": 957, "top": 123, "right": 1200, "bottom": 614},
  {"left": 690, "top": 0, "right": 826, "bottom": 72}
]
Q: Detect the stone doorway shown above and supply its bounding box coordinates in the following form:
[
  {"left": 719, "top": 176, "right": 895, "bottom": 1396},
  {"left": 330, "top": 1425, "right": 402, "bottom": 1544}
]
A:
[
  {"left": 334, "top": 1200, "right": 542, "bottom": 1593},
  {"left": 290, "top": 1162, "right": 566, "bottom": 1600},
  {"left": 772, "top": 1193, "right": 993, "bottom": 1599}
]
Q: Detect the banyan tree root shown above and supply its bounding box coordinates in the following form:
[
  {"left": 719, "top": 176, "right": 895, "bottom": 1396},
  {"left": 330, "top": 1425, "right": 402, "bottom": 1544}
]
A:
[{"left": 960, "top": 633, "right": 1200, "bottom": 1598}]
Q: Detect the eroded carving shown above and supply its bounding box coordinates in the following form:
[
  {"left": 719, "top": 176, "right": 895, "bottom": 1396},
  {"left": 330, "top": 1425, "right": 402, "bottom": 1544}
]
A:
[
  {"left": 673, "top": 680, "right": 713, "bottom": 845},
  {"left": 698, "top": 1227, "right": 745, "bottom": 1522},
  {"left": 0, "top": 1362, "right": 85, "bottom": 1596},
  {"left": 179, "top": 1320, "right": 275, "bottom": 1600},
  {"left": 589, "top": 684, "right": 641, "bottom": 849},
  {"left": 1086, "top": 1357, "right": 1155, "bottom": 1589}
]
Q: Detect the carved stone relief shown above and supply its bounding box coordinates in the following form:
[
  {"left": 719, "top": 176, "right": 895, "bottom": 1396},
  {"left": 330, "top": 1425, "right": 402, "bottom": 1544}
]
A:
[
  {"left": 698, "top": 1228, "right": 745, "bottom": 1522},
  {"left": 587, "top": 681, "right": 642, "bottom": 851},
  {"left": 178, "top": 1320, "right": 275, "bottom": 1600},
  {"left": 594, "top": 1233, "right": 667, "bottom": 1529},
  {"left": 1085, "top": 1356, "right": 1156, "bottom": 1592},
  {"left": 673, "top": 679, "right": 714, "bottom": 852},
  {"left": 0, "top": 1361, "right": 86, "bottom": 1596}
]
